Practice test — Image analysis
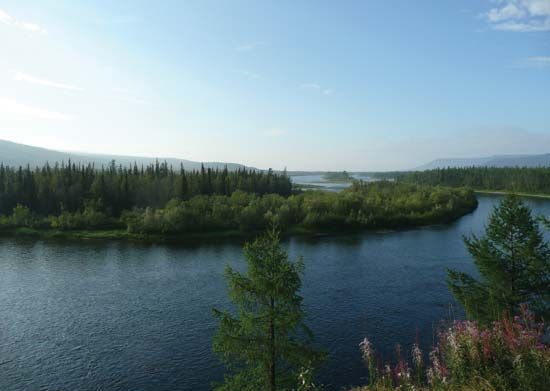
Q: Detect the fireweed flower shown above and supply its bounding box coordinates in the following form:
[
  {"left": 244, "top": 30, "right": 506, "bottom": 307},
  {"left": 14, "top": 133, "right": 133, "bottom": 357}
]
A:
[
  {"left": 356, "top": 312, "right": 549, "bottom": 390},
  {"left": 412, "top": 343, "right": 422, "bottom": 368},
  {"left": 359, "top": 337, "right": 373, "bottom": 362}
]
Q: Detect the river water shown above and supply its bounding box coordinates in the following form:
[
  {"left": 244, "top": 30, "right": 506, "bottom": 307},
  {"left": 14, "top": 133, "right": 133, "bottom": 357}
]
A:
[{"left": 0, "top": 194, "right": 549, "bottom": 390}]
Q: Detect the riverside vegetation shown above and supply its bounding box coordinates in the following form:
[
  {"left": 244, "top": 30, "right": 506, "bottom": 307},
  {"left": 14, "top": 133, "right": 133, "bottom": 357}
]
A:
[
  {"left": 377, "top": 167, "right": 550, "bottom": 196},
  {"left": 0, "top": 162, "right": 477, "bottom": 240},
  {"left": 213, "top": 196, "right": 549, "bottom": 390}
]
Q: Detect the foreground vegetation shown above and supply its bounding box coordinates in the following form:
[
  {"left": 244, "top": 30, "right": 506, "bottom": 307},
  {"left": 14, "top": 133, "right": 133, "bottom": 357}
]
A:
[
  {"left": 349, "top": 195, "right": 550, "bottom": 391},
  {"left": 210, "top": 196, "right": 549, "bottom": 390},
  {"left": 213, "top": 229, "right": 324, "bottom": 390},
  {"left": 353, "top": 308, "right": 549, "bottom": 391},
  {"left": 379, "top": 167, "right": 550, "bottom": 195},
  {"left": 448, "top": 195, "right": 550, "bottom": 323},
  {"left": 0, "top": 163, "right": 478, "bottom": 241}
]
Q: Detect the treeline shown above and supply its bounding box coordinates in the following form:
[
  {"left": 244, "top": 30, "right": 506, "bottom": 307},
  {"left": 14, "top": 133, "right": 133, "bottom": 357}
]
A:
[
  {"left": 0, "top": 180, "right": 477, "bottom": 235},
  {"left": 382, "top": 167, "right": 550, "bottom": 194},
  {"left": 123, "top": 182, "right": 477, "bottom": 234},
  {"left": 0, "top": 161, "right": 292, "bottom": 217}
]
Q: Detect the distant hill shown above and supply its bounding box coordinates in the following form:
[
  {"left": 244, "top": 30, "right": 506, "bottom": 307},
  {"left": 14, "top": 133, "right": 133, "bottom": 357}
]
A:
[
  {"left": 0, "top": 139, "right": 253, "bottom": 171},
  {"left": 415, "top": 154, "right": 550, "bottom": 171}
]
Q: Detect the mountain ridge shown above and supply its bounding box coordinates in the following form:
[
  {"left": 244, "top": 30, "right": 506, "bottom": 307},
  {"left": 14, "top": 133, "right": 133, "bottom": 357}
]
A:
[
  {"left": 0, "top": 139, "right": 255, "bottom": 171},
  {"left": 415, "top": 153, "right": 550, "bottom": 170}
]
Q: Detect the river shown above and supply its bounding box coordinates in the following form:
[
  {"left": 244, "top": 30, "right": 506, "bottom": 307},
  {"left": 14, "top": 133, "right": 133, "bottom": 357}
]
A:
[{"left": 0, "top": 194, "right": 549, "bottom": 391}]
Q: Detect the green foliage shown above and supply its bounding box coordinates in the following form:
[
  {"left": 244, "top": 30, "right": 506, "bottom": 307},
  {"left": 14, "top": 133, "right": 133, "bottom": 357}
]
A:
[
  {"left": 212, "top": 230, "right": 324, "bottom": 391},
  {"left": 321, "top": 171, "right": 352, "bottom": 182},
  {"left": 119, "top": 182, "right": 477, "bottom": 236},
  {"left": 352, "top": 309, "right": 550, "bottom": 391},
  {"left": 0, "top": 162, "right": 292, "bottom": 217},
  {"left": 384, "top": 167, "right": 550, "bottom": 195},
  {"left": 0, "top": 162, "right": 478, "bottom": 237},
  {"left": 10, "top": 204, "right": 34, "bottom": 227},
  {"left": 447, "top": 195, "right": 550, "bottom": 322}
]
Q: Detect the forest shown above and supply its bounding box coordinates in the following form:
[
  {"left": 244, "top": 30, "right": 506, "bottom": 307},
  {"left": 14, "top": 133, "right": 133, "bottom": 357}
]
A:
[
  {"left": 0, "top": 160, "right": 292, "bottom": 216},
  {"left": 321, "top": 171, "right": 352, "bottom": 182},
  {"left": 0, "top": 162, "right": 477, "bottom": 237},
  {"left": 377, "top": 167, "right": 550, "bottom": 194}
]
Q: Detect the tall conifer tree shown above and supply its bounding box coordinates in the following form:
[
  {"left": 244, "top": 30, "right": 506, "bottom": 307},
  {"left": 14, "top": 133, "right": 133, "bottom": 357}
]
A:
[
  {"left": 447, "top": 195, "right": 550, "bottom": 322},
  {"left": 212, "top": 229, "right": 323, "bottom": 391}
]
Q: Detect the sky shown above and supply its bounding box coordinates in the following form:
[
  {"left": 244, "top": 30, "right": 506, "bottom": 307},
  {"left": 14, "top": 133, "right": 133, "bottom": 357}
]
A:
[{"left": 0, "top": 0, "right": 549, "bottom": 171}]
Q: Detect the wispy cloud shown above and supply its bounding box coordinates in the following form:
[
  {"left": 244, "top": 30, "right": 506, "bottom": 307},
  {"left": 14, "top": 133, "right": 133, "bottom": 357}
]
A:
[
  {"left": 300, "top": 83, "right": 321, "bottom": 90},
  {"left": 0, "top": 8, "right": 46, "bottom": 33},
  {"left": 484, "top": 0, "right": 550, "bottom": 32},
  {"left": 0, "top": 98, "right": 72, "bottom": 121},
  {"left": 522, "top": 55, "right": 550, "bottom": 67},
  {"left": 235, "top": 42, "right": 265, "bottom": 52},
  {"left": 300, "top": 83, "right": 334, "bottom": 95},
  {"left": 13, "top": 72, "right": 84, "bottom": 92}
]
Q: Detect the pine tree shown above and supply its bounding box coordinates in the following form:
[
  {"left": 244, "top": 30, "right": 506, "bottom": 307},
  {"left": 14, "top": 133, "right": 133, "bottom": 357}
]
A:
[
  {"left": 212, "top": 229, "right": 324, "bottom": 391},
  {"left": 447, "top": 195, "right": 550, "bottom": 322}
]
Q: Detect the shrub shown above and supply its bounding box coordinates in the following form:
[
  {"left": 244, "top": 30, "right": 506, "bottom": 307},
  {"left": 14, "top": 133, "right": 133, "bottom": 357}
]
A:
[{"left": 353, "top": 306, "right": 549, "bottom": 391}]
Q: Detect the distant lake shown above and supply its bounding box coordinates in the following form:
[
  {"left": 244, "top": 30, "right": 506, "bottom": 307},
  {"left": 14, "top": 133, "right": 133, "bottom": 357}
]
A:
[
  {"left": 1, "top": 194, "right": 549, "bottom": 391},
  {"left": 290, "top": 173, "right": 374, "bottom": 191}
]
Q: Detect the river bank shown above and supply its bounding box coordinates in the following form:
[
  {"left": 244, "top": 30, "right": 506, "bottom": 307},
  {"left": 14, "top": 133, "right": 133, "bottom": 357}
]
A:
[
  {"left": 0, "top": 201, "right": 478, "bottom": 244},
  {"left": 474, "top": 190, "right": 550, "bottom": 199}
]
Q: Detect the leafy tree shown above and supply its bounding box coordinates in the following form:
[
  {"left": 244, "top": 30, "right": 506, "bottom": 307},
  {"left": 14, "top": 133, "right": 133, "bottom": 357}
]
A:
[
  {"left": 447, "top": 195, "right": 550, "bottom": 322},
  {"left": 212, "top": 229, "right": 324, "bottom": 391}
]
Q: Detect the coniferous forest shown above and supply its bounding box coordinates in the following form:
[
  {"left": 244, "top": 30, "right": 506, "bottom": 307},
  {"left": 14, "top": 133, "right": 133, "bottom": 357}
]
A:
[
  {"left": 378, "top": 167, "right": 550, "bottom": 194},
  {"left": 0, "top": 161, "right": 477, "bottom": 238},
  {"left": 0, "top": 161, "right": 292, "bottom": 216}
]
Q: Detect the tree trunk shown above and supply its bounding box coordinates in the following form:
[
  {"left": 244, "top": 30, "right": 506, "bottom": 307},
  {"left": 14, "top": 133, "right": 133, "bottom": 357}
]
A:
[{"left": 269, "top": 296, "right": 276, "bottom": 391}]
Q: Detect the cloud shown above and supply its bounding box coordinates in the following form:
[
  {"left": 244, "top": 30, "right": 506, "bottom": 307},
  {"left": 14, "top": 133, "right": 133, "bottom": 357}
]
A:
[
  {"left": 484, "top": 0, "right": 550, "bottom": 32},
  {"left": 0, "top": 8, "right": 46, "bottom": 33},
  {"left": 235, "top": 42, "right": 265, "bottom": 52},
  {"left": 300, "top": 83, "right": 321, "bottom": 90},
  {"left": 0, "top": 98, "right": 72, "bottom": 121},
  {"left": 522, "top": 55, "right": 550, "bottom": 67},
  {"left": 300, "top": 83, "right": 334, "bottom": 95},
  {"left": 13, "top": 72, "right": 84, "bottom": 92}
]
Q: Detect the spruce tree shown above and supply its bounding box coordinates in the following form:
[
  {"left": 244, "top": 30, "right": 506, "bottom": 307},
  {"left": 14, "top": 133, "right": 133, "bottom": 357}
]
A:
[
  {"left": 447, "top": 195, "right": 550, "bottom": 322},
  {"left": 212, "top": 229, "right": 324, "bottom": 391}
]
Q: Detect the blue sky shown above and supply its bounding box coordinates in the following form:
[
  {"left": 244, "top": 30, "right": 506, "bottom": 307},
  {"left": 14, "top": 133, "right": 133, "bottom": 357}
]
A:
[{"left": 0, "top": 0, "right": 549, "bottom": 170}]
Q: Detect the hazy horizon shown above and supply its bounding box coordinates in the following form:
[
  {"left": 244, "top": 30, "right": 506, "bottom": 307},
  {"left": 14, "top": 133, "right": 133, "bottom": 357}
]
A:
[{"left": 1, "top": 1, "right": 549, "bottom": 171}]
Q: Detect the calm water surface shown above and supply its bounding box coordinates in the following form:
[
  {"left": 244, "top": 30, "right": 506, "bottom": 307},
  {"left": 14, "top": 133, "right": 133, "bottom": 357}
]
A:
[{"left": 1, "top": 195, "right": 549, "bottom": 391}]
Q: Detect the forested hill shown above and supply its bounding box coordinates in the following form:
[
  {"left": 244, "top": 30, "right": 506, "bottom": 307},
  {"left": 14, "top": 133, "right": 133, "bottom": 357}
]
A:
[
  {"left": 390, "top": 167, "right": 550, "bottom": 195},
  {"left": 0, "top": 139, "right": 253, "bottom": 171},
  {"left": 415, "top": 153, "right": 550, "bottom": 170}
]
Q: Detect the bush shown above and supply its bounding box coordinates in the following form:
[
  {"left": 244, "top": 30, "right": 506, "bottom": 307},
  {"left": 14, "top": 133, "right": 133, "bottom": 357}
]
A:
[{"left": 353, "top": 306, "right": 549, "bottom": 391}]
